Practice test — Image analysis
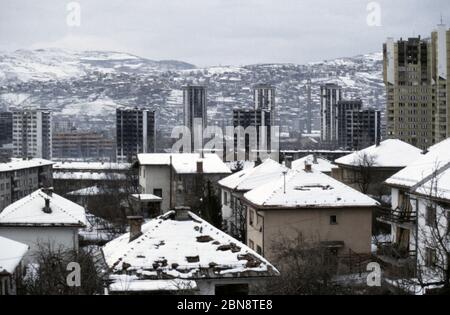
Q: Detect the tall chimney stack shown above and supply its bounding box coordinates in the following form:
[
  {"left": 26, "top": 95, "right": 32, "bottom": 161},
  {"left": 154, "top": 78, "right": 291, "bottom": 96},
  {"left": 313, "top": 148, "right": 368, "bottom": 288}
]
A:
[
  {"left": 174, "top": 206, "right": 191, "bottom": 221},
  {"left": 128, "top": 216, "right": 144, "bottom": 242},
  {"left": 43, "top": 198, "right": 52, "bottom": 214},
  {"left": 197, "top": 160, "right": 203, "bottom": 173},
  {"left": 284, "top": 156, "right": 293, "bottom": 169}
]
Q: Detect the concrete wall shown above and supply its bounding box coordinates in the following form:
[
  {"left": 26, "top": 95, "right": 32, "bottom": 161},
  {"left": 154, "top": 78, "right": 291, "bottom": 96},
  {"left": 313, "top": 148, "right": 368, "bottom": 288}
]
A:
[
  {"left": 0, "top": 226, "right": 79, "bottom": 264},
  {"left": 140, "top": 165, "right": 171, "bottom": 212},
  {"left": 247, "top": 206, "right": 373, "bottom": 261}
]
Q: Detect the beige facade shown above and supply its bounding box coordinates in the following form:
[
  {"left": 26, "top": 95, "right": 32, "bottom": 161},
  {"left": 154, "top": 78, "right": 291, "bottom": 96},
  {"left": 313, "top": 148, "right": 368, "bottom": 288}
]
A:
[
  {"left": 383, "top": 25, "right": 450, "bottom": 149},
  {"left": 246, "top": 205, "right": 373, "bottom": 261}
]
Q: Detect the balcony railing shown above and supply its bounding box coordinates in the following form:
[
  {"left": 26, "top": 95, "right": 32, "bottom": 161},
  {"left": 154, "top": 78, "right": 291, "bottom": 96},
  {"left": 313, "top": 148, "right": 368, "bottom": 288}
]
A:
[{"left": 377, "top": 206, "right": 417, "bottom": 226}]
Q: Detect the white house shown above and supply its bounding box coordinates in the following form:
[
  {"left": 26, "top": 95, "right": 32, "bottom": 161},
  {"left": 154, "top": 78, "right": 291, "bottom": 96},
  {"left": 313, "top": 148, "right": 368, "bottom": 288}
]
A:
[
  {"left": 217, "top": 159, "right": 287, "bottom": 239},
  {"left": 137, "top": 153, "right": 231, "bottom": 212},
  {"left": 0, "top": 188, "right": 87, "bottom": 263},
  {"left": 333, "top": 139, "right": 423, "bottom": 195},
  {"left": 381, "top": 138, "right": 450, "bottom": 292},
  {"left": 0, "top": 236, "right": 28, "bottom": 295},
  {"left": 102, "top": 208, "right": 279, "bottom": 295},
  {"left": 292, "top": 154, "right": 337, "bottom": 175}
]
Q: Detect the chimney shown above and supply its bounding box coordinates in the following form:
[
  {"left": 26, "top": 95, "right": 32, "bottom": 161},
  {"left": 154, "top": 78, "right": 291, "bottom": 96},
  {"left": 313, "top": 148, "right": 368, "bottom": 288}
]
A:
[
  {"left": 312, "top": 154, "right": 318, "bottom": 164},
  {"left": 174, "top": 206, "right": 191, "bottom": 221},
  {"left": 197, "top": 160, "right": 203, "bottom": 173},
  {"left": 284, "top": 156, "right": 293, "bottom": 169},
  {"left": 43, "top": 198, "right": 52, "bottom": 214},
  {"left": 128, "top": 216, "right": 144, "bottom": 242},
  {"left": 42, "top": 187, "right": 53, "bottom": 197},
  {"left": 304, "top": 162, "right": 312, "bottom": 172}
]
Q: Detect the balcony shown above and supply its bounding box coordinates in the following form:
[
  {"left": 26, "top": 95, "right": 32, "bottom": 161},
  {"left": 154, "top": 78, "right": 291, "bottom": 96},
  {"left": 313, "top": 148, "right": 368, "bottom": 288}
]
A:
[{"left": 377, "top": 206, "right": 417, "bottom": 229}]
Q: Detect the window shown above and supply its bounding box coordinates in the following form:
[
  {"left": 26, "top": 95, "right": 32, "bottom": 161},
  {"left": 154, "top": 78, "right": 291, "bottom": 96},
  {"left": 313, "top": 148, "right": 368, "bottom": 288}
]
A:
[
  {"left": 256, "top": 245, "right": 262, "bottom": 255},
  {"left": 248, "top": 239, "right": 254, "bottom": 250},
  {"left": 426, "top": 205, "right": 436, "bottom": 227},
  {"left": 330, "top": 215, "right": 338, "bottom": 225},
  {"left": 153, "top": 189, "right": 162, "bottom": 198},
  {"left": 223, "top": 191, "right": 228, "bottom": 205},
  {"left": 425, "top": 247, "right": 437, "bottom": 267},
  {"left": 249, "top": 210, "right": 255, "bottom": 226}
]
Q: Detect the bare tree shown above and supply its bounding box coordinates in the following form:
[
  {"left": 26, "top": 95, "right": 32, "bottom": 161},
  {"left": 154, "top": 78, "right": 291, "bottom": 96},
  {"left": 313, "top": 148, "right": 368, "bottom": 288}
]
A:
[
  {"left": 18, "top": 243, "right": 105, "bottom": 295},
  {"left": 352, "top": 152, "right": 377, "bottom": 194},
  {"left": 414, "top": 164, "right": 450, "bottom": 294}
]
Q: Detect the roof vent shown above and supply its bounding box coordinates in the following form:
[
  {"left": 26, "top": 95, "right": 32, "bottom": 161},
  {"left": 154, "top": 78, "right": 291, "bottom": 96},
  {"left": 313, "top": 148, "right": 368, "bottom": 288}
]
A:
[
  {"left": 304, "top": 162, "right": 312, "bottom": 172},
  {"left": 174, "top": 206, "right": 191, "bottom": 221}
]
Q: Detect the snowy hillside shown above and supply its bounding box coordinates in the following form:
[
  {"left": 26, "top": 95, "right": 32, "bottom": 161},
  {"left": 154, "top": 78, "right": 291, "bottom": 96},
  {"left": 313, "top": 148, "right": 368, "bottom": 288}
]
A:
[{"left": 0, "top": 49, "right": 385, "bottom": 148}]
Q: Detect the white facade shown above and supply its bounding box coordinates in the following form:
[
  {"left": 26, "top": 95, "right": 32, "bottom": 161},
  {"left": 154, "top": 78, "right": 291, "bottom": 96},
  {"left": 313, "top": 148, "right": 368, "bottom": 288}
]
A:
[{"left": 12, "top": 109, "right": 52, "bottom": 160}]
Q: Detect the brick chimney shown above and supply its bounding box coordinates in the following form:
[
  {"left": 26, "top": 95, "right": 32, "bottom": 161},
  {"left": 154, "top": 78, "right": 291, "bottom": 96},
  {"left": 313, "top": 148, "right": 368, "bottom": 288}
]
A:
[
  {"left": 304, "top": 162, "right": 312, "bottom": 172},
  {"left": 174, "top": 206, "right": 191, "bottom": 221},
  {"left": 128, "top": 216, "right": 144, "bottom": 242},
  {"left": 197, "top": 160, "right": 203, "bottom": 173},
  {"left": 43, "top": 198, "right": 52, "bottom": 214},
  {"left": 284, "top": 156, "right": 293, "bottom": 169}
]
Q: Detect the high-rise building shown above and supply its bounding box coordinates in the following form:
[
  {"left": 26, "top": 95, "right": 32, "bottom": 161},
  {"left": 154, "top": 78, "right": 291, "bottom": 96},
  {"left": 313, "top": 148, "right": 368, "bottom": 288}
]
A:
[
  {"left": 253, "top": 84, "right": 276, "bottom": 110},
  {"left": 320, "top": 83, "right": 343, "bottom": 144},
  {"left": 383, "top": 24, "right": 450, "bottom": 148},
  {"left": 306, "top": 79, "right": 312, "bottom": 134},
  {"left": 344, "top": 109, "right": 381, "bottom": 150},
  {"left": 53, "top": 131, "right": 115, "bottom": 160},
  {"left": 336, "top": 100, "right": 363, "bottom": 147},
  {"left": 116, "top": 108, "right": 156, "bottom": 162},
  {"left": 0, "top": 112, "right": 13, "bottom": 147},
  {"left": 12, "top": 108, "right": 52, "bottom": 160},
  {"left": 233, "top": 85, "right": 277, "bottom": 159},
  {"left": 183, "top": 85, "right": 207, "bottom": 152}
]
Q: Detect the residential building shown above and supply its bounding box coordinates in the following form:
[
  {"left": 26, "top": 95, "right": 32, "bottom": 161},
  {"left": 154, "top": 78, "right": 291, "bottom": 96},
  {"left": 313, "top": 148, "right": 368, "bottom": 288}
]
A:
[
  {"left": 0, "top": 188, "right": 87, "bottom": 263},
  {"left": 0, "top": 236, "right": 28, "bottom": 295},
  {"left": 0, "top": 158, "right": 53, "bottom": 211},
  {"left": 183, "top": 85, "right": 207, "bottom": 152},
  {"left": 0, "top": 112, "right": 13, "bottom": 147},
  {"left": 320, "top": 83, "right": 342, "bottom": 144},
  {"left": 333, "top": 139, "right": 423, "bottom": 196},
  {"left": 344, "top": 108, "right": 381, "bottom": 150},
  {"left": 380, "top": 138, "right": 450, "bottom": 292},
  {"left": 116, "top": 108, "right": 156, "bottom": 163},
  {"left": 383, "top": 25, "right": 450, "bottom": 148},
  {"left": 12, "top": 108, "right": 52, "bottom": 159},
  {"left": 291, "top": 154, "right": 336, "bottom": 175},
  {"left": 52, "top": 131, "right": 115, "bottom": 160},
  {"left": 137, "top": 153, "right": 231, "bottom": 212},
  {"left": 242, "top": 165, "right": 379, "bottom": 260},
  {"left": 336, "top": 100, "right": 363, "bottom": 147},
  {"left": 52, "top": 161, "right": 131, "bottom": 195},
  {"left": 218, "top": 159, "right": 287, "bottom": 240},
  {"left": 102, "top": 208, "right": 279, "bottom": 295},
  {"left": 253, "top": 84, "right": 276, "bottom": 111}
]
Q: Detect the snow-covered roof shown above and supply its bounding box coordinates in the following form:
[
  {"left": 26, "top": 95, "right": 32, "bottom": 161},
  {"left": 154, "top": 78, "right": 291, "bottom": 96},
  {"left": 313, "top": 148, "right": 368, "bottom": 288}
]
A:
[
  {"left": 53, "top": 172, "right": 126, "bottom": 181},
  {"left": 243, "top": 169, "right": 379, "bottom": 208},
  {"left": 334, "top": 139, "right": 423, "bottom": 168},
  {"left": 0, "top": 236, "right": 29, "bottom": 274},
  {"left": 0, "top": 158, "right": 53, "bottom": 173},
  {"left": 103, "top": 211, "right": 278, "bottom": 291},
  {"left": 131, "top": 194, "right": 162, "bottom": 202},
  {"left": 0, "top": 189, "right": 87, "bottom": 227},
  {"left": 68, "top": 185, "right": 127, "bottom": 196},
  {"left": 386, "top": 138, "right": 450, "bottom": 200},
  {"left": 137, "top": 153, "right": 231, "bottom": 174},
  {"left": 218, "top": 159, "right": 287, "bottom": 191},
  {"left": 53, "top": 162, "right": 131, "bottom": 171},
  {"left": 292, "top": 155, "right": 337, "bottom": 173}
]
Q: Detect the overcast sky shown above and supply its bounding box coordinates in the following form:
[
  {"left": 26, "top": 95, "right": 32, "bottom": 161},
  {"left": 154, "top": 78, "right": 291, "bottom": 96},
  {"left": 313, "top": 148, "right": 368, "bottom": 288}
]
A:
[{"left": 0, "top": 0, "right": 449, "bottom": 67}]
